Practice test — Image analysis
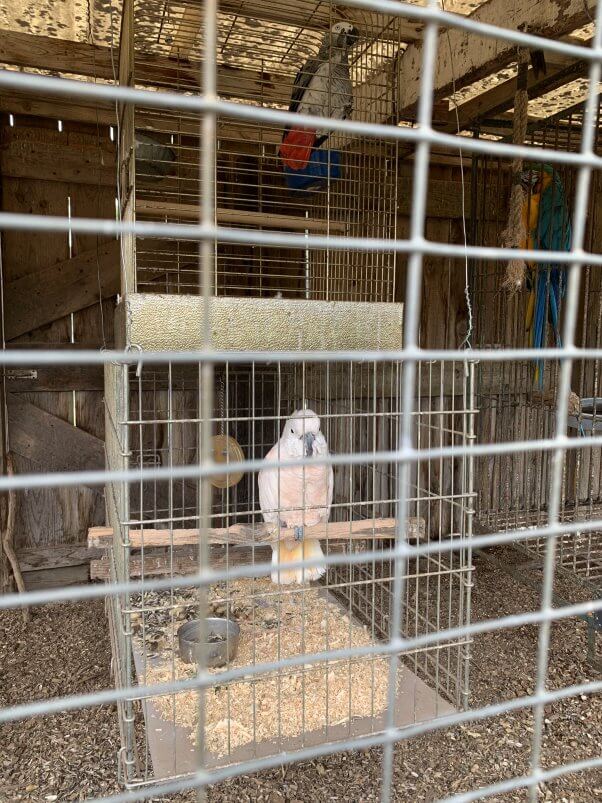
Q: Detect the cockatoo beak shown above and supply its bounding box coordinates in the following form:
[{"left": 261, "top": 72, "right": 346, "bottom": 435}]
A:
[{"left": 304, "top": 432, "right": 316, "bottom": 457}]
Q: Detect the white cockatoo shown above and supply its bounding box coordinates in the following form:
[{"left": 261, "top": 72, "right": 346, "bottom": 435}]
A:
[{"left": 258, "top": 409, "right": 333, "bottom": 585}]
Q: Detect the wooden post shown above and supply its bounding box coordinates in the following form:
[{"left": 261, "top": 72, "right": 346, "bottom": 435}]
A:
[
  {"left": 119, "top": 0, "right": 136, "bottom": 296},
  {"left": 0, "top": 228, "right": 7, "bottom": 596},
  {"left": 1, "top": 454, "right": 29, "bottom": 622}
]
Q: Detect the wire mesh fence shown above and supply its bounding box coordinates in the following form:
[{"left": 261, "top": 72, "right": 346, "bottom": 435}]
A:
[{"left": 1, "top": 0, "right": 602, "bottom": 801}]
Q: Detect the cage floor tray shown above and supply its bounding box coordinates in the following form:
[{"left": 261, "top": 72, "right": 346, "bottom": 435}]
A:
[
  {"left": 135, "top": 651, "right": 454, "bottom": 779},
  {"left": 131, "top": 581, "right": 454, "bottom": 780}
]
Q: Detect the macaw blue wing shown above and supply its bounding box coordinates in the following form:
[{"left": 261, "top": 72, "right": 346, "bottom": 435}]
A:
[{"left": 531, "top": 171, "right": 572, "bottom": 388}]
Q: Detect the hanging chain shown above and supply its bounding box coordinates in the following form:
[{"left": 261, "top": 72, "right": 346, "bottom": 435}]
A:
[{"left": 217, "top": 374, "right": 225, "bottom": 437}]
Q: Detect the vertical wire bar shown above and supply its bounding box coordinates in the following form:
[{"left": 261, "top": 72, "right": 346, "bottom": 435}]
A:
[
  {"left": 528, "top": 10, "right": 602, "bottom": 799},
  {"left": 462, "top": 359, "right": 476, "bottom": 710},
  {"left": 197, "top": 1, "right": 218, "bottom": 800},
  {"left": 379, "top": 4, "right": 440, "bottom": 800},
  {"left": 121, "top": 363, "right": 135, "bottom": 785}
]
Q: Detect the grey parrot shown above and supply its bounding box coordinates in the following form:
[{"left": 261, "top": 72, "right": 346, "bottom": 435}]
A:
[{"left": 279, "top": 21, "right": 359, "bottom": 171}]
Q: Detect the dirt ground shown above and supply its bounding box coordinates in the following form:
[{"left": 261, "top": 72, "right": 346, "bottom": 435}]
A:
[{"left": 1, "top": 549, "right": 601, "bottom": 802}]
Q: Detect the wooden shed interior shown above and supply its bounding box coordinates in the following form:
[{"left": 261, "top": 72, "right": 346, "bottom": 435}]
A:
[
  {"left": 3, "top": 0, "right": 602, "bottom": 791},
  {"left": 1, "top": 0, "right": 600, "bottom": 590}
]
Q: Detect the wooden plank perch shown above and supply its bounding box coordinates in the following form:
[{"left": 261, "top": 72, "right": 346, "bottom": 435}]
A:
[
  {"left": 89, "top": 517, "right": 424, "bottom": 550},
  {"left": 136, "top": 200, "right": 346, "bottom": 234}
]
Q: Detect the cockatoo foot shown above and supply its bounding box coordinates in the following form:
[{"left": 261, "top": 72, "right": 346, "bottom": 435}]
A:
[{"left": 294, "top": 525, "right": 304, "bottom": 542}]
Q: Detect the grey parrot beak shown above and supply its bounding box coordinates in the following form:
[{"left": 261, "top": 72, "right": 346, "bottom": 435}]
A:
[
  {"left": 304, "top": 432, "right": 316, "bottom": 457},
  {"left": 347, "top": 27, "right": 360, "bottom": 47}
]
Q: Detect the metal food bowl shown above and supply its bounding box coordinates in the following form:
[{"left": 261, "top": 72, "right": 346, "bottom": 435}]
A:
[{"left": 177, "top": 618, "right": 240, "bottom": 667}]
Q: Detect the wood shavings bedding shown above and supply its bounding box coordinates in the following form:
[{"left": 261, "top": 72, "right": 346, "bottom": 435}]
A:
[{"left": 132, "top": 579, "right": 390, "bottom": 757}]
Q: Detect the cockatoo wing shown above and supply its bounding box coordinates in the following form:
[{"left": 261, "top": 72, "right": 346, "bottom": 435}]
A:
[
  {"left": 258, "top": 442, "right": 282, "bottom": 525},
  {"left": 258, "top": 442, "right": 332, "bottom": 527},
  {"left": 326, "top": 463, "right": 334, "bottom": 513}
]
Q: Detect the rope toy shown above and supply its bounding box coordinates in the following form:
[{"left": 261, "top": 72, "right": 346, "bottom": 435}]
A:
[{"left": 501, "top": 49, "right": 530, "bottom": 292}]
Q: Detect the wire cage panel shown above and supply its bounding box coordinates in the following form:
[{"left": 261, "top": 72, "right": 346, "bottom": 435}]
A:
[
  {"left": 102, "top": 355, "right": 474, "bottom": 784},
  {"left": 4, "top": 0, "right": 602, "bottom": 799},
  {"left": 473, "top": 101, "right": 602, "bottom": 585},
  {"left": 122, "top": 0, "right": 402, "bottom": 301}
]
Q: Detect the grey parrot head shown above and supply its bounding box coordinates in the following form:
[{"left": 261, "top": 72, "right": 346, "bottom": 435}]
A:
[{"left": 328, "top": 21, "right": 360, "bottom": 50}]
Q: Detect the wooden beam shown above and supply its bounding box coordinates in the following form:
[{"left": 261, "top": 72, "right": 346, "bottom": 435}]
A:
[
  {"left": 7, "top": 341, "right": 113, "bottom": 350},
  {"left": 397, "top": 0, "right": 597, "bottom": 120},
  {"left": 0, "top": 93, "right": 116, "bottom": 128},
  {"left": 91, "top": 549, "right": 200, "bottom": 579},
  {"left": 8, "top": 397, "right": 104, "bottom": 485},
  {"left": 450, "top": 46, "right": 590, "bottom": 130},
  {"left": 88, "top": 517, "right": 425, "bottom": 549},
  {"left": 0, "top": 29, "right": 289, "bottom": 107},
  {"left": 0, "top": 93, "right": 280, "bottom": 146},
  {"left": 172, "top": 1, "right": 421, "bottom": 45},
  {"left": 90, "top": 542, "right": 352, "bottom": 579},
  {"left": 4, "top": 365, "right": 105, "bottom": 392},
  {"left": 17, "top": 544, "right": 102, "bottom": 572},
  {"left": 0, "top": 133, "right": 116, "bottom": 186},
  {"left": 137, "top": 199, "right": 347, "bottom": 233},
  {"left": 4, "top": 240, "right": 120, "bottom": 340},
  {"left": 23, "top": 565, "right": 89, "bottom": 590},
  {"left": 0, "top": 30, "right": 115, "bottom": 80}
]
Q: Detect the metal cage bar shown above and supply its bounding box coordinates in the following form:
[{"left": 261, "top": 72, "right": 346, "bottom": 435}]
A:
[{"left": 1, "top": 0, "right": 601, "bottom": 801}]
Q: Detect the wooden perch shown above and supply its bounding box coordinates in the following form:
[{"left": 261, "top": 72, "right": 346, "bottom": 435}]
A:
[
  {"left": 88, "top": 517, "right": 424, "bottom": 550},
  {"left": 136, "top": 200, "right": 347, "bottom": 234},
  {"left": 1, "top": 454, "right": 29, "bottom": 623}
]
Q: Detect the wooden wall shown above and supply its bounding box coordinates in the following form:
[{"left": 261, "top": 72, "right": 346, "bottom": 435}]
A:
[{"left": 1, "top": 117, "right": 116, "bottom": 586}]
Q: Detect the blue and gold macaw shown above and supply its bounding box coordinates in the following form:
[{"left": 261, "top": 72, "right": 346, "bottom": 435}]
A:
[{"left": 522, "top": 165, "right": 572, "bottom": 389}]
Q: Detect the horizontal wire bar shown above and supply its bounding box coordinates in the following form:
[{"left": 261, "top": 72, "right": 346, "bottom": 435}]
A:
[
  {"left": 5, "top": 513, "right": 601, "bottom": 612},
  {"left": 85, "top": 680, "right": 602, "bottom": 803},
  {"left": 0, "top": 345, "right": 592, "bottom": 365},
  {"left": 0, "top": 70, "right": 600, "bottom": 168},
  {"left": 0, "top": 430, "right": 598, "bottom": 492},
  {"left": 2, "top": 598, "right": 600, "bottom": 725},
  {"left": 0, "top": 211, "right": 600, "bottom": 268}
]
